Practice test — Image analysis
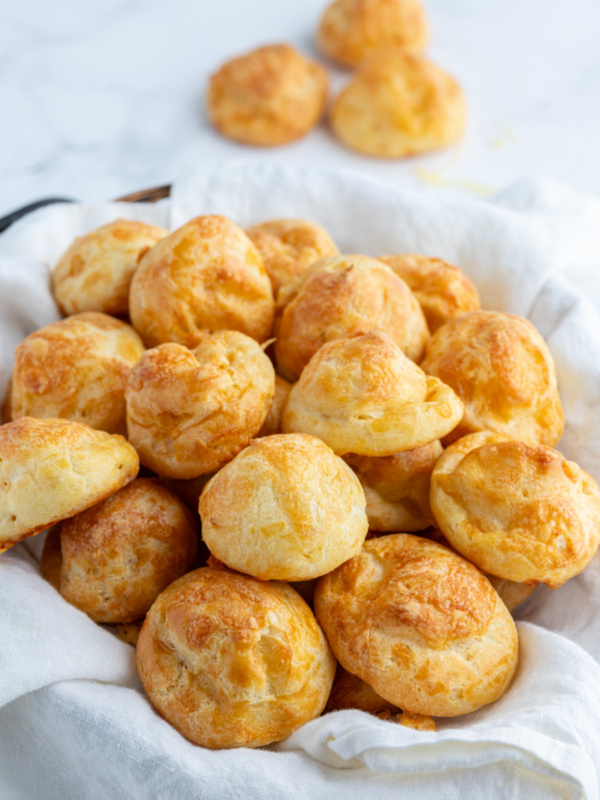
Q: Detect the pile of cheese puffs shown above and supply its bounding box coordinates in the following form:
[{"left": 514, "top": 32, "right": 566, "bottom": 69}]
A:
[{"left": 1, "top": 213, "right": 598, "bottom": 749}]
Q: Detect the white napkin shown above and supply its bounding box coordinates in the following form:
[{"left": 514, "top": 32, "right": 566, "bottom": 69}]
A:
[{"left": 1, "top": 162, "right": 600, "bottom": 800}]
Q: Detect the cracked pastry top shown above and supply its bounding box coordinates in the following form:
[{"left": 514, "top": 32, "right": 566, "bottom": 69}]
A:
[
  {"left": 136, "top": 567, "right": 336, "bottom": 748},
  {"left": 199, "top": 433, "right": 368, "bottom": 581},
  {"left": 129, "top": 214, "right": 274, "bottom": 349},
  {"left": 429, "top": 431, "right": 600, "bottom": 589},
  {"left": 125, "top": 330, "right": 275, "bottom": 479},
  {"left": 314, "top": 533, "right": 518, "bottom": 717},
  {"left": 420, "top": 310, "right": 564, "bottom": 446},
  {"left": 282, "top": 330, "right": 463, "bottom": 456}
]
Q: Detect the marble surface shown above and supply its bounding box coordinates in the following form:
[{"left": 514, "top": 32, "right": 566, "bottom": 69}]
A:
[{"left": 2, "top": 0, "right": 600, "bottom": 216}]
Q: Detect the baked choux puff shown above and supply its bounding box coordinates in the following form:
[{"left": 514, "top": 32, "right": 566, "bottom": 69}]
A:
[
  {"left": 207, "top": 44, "right": 329, "bottom": 146},
  {"left": 246, "top": 219, "right": 339, "bottom": 295},
  {"left": 379, "top": 254, "right": 480, "bottom": 332},
  {"left": 282, "top": 331, "right": 463, "bottom": 456},
  {"left": 52, "top": 219, "right": 169, "bottom": 317},
  {"left": 344, "top": 439, "right": 443, "bottom": 531},
  {"left": 0, "top": 417, "right": 138, "bottom": 548},
  {"left": 129, "top": 215, "right": 274, "bottom": 349},
  {"left": 331, "top": 53, "right": 466, "bottom": 158},
  {"left": 11, "top": 312, "right": 144, "bottom": 436},
  {"left": 317, "top": 0, "right": 428, "bottom": 67},
  {"left": 314, "top": 533, "right": 519, "bottom": 717},
  {"left": 40, "top": 478, "right": 198, "bottom": 623},
  {"left": 275, "top": 254, "right": 429, "bottom": 381},
  {"left": 136, "top": 567, "right": 336, "bottom": 748},
  {"left": 420, "top": 310, "right": 564, "bottom": 446},
  {"left": 199, "top": 433, "right": 368, "bottom": 581},
  {"left": 430, "top": 431, "right": 600, "bottom": 589},
  {"left": 126, "top": 330, "right": 275, "bottom": 479}
]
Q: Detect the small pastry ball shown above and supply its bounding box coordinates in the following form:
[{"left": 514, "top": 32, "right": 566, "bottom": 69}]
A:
[
  {"left": 331, "top": 52, "right": 466, "bottom": 158},
  {"left": 317, "top": 0, "right": 428, "bottom": 67},
  {"left": 344, "top": 439, "right": 443, "bottom": 531},
  {"left": 126, "top": 331, "right": 275, "bottom": 480},
  {"left": 11, "top": 312, "right": 145, "bottom": 436},
  {"left": 199, "top": 434, "right": 368, "bottom": 581},
  {"left": 282, "top": 331, "right": 463, "bottom": 456},
  {"left": 258, "top": 375, "right": 292, "bottom": 437},
  {"left": 207, "top": 44, "right": 329, "bottom": 146},
  {"left": 52, "top": 219, "right": 169, "bottom": 317},
  {"left": 129, "top": 215, "right": 274, "bottom": 349},
  {"left": 246, "top": 219, "right": 338, "bottom": 295},
  {"left": 0, "top": 417, "right": 139, "bottom": 548},
  {"left": 420, "top": 310, "right": 564, "bottom": 446},
  {"left": 275, "top": 254, "right": 429, "bottom": 381},
  {"left": 136, "top": 567, "right": 336, "bottom": 748},
  {"left": 40, "top": 478, "right": 198, "bottom": 623},
  {"left": 430, "top": 432, "right": 600, "bottom": 589},
  {"left": 315, "top": 534, "right": 519, "bottom": 717},
  {"left": 379, "top": 254, "right": 480, "bottom": 332}
]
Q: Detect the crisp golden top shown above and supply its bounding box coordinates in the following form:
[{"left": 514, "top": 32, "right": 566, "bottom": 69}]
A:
[
  {"left": 52, "top": 219, "right": 169, "bottom": 317},
  {"left": 331, "top": 52, "right": 466, "bottom": 158},
  {"left": 207, "top": 44, "right": 329, "bottom": 146},
  {"left": 317, "top": 0, "right": 428, "bottom": 66},
  {"left": 421, "top": 310, "right": 564, "bottom": 446},
  {"left": 246, "top": 218, "right": 339, "bottom": 294},
  {"left": 379, "top": 254, "right": 480, "bottom": 332},
  {"left": 275, "top": 254, "right": 429, "bottom": 380},
  {"left": 199, "top": 433, "right": 368, "bottom": 581},
  {"left": 430, "top": 433, "right": 600, "bottom": 588},
  {"left": 129, "top": 214, "right": 274, "bottom": 348},
  {"left": 136, "top": 567, "right": 336, "bottom": 748},
  {"left": 12, "top": 312, "right": 144, "bottom": 436},
  {"left": 282, "top": 331, "right": 463, "bottom": 456},
  {"left": 126, "top": 330, "right": 275, "bottom": 479},
  {"left": 0, "top": 417, "right": 139, "bottom": 546},
  {"left": 315, "top": 533, "right": 518, "bottom": 716},
  {"left": 41, "top": 478, "right": 198, "bottom": 624}
]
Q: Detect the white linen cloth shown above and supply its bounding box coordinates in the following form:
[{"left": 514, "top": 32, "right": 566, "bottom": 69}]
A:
[{"left": 1, "top": 162, "right": 600, "bottom": 800}]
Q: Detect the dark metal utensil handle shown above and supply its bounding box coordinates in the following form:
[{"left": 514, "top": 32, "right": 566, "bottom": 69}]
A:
[
  {"left": 0, "top": 198, "right": 76, "bottom": 234},
  {"left": 0, "top": 184, "right": 172, "bottom": 235}
]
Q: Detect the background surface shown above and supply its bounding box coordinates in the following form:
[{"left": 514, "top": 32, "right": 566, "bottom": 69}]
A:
[{"left": 1, "top": 0, "right": 600, "bottom": 215}]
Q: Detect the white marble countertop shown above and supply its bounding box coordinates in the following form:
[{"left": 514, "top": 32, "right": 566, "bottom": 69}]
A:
[{"left": 2, "top": 0, "right": 600, "bottom": 216}]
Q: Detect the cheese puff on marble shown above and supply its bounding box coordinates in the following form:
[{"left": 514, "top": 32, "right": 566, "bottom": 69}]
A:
[
  {"left": 207, "top": 45, "right": 328, "bottom": 146},
  {"left": 317, "top": 0, "right": 428, "bottom": 67},
  {"left": 331, "top": 52, "right": 465, "bottom": 158}
]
